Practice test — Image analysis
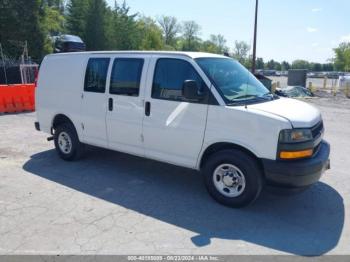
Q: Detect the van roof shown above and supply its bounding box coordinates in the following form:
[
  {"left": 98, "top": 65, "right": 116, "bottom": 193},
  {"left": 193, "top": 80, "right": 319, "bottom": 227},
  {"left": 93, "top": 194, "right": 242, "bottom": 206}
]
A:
[{"left": 47, "top": 51, "right": 229, "bottom": 59}]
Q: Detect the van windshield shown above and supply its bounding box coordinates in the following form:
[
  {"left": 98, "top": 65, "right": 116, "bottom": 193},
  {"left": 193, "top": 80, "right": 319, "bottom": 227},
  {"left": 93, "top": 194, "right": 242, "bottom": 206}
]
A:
[{"left": 195, "top": 58, "right": 274, "bottom": 105}]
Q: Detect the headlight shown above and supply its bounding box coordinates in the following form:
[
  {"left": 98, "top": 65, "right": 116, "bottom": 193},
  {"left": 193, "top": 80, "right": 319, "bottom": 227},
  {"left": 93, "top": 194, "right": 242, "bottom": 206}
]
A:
[{"left": 279, "top": 129, "right": 313, "bottom": 143}]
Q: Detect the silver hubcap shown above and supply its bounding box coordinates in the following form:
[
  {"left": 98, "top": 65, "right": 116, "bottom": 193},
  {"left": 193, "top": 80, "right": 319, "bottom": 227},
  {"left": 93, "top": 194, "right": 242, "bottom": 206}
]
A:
[
  {"left": 58, "top": 132, "right": 72, "bottom": 154},
  {"left": 213, "top": 164, "right": 246, "bottom": 198}
]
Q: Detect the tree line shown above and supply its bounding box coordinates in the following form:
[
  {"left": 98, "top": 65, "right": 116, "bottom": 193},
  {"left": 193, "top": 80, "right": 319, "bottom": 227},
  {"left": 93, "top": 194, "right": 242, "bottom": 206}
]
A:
[
  {"left": 0, "top": 0, "right": 349, "bottom": 72},
  {"left": 0, "top": 0, "right": 230, "bottom": 61},
  {"left": 255, "top": 58, "right": 335, "bottom": 72}
]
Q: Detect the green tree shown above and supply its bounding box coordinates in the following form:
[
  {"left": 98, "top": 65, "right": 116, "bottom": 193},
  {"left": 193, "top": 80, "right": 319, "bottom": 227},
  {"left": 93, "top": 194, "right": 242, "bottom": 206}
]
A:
[
  {"left": 0, "top": 0, "right": 46, "bottom": 60},
  {"left": 41, "top": 4, "right": 65, "bottom": 53},
  {"left": 85, "top": 0, "right": 109, "bottom": 50},
  {"left": 208, "top": 34, "right": 228, "bottom": 54},
  {"left": 265, "top": 59, "right": 275, "bottom": 70},
  {"left": 274, "top": 61, "right": 282, "bottom": 71},
  {"left": 281, "top": 61, "right": 291, "bottom": 71},
  {"left": 201, "top": 40, "right": 219, "bottom": 54},
  {"left": 136, "top": 17, "right": 164, "bottom": 50},
  {"left": 256, "top": 57, "right": 264, "bottom": 69},
  {"left": 200, "top": 35, "right": 227, "bottom": 54},
  {"left": 322, "top": 63, "right": 334, "bottom": 72},
  {"left": 291, "top": 59, "right": 310, "bottom": 70},
  {"left": 333, "top": 42, "right": 350, "bottom": 71},
  {"left": 264, "top": 60, "right": 281, "bottom": 70},
  {"left": 66, "top": 0, "right": 90, "bottom": 41},
  {"left": 43, "top": 6, "right": 65, "bottom": 36},
  {"left": 107, "top": 1, "right": 139, "bottom": 50},
  {"left": 232, "top": 41, "right": 250, "bottom": 64},
  {"left": 157, "top": 16, "right": 180, "bottom": 48},
  {"left": 243, "top": 55, "right": 253, "bottom": 69},
  {"left": 310, "top": 63, "right": 322, "bottom": 72},
  {"left": 181, "top": 21, "right": 201, "bottom": 51},
  {"left": 44, "top": 0, "right": 65, "bottom": 11}
]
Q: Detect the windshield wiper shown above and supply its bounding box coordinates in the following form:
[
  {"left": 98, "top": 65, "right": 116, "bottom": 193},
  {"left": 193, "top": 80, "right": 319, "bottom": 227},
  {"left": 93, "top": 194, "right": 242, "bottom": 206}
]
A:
[
  {"left": 226, "top": 93, "right": 273, "bottom": 106},
  {"left": 230, "top": 94, "right": 259, "bottom": 100},
  {"left": 230, "top": 94, "right": 271, "bottom": 102}
]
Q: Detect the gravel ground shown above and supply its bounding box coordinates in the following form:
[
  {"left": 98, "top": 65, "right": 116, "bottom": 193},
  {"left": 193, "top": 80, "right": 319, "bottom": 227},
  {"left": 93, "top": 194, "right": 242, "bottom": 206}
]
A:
[{"left": 0, "top": 98, "right": 349, "bottom": 256}]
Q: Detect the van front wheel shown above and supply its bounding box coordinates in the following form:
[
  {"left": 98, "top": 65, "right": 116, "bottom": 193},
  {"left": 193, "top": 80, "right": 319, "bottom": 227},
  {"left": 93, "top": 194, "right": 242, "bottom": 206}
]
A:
[
  {"left": 54, "top": 123, "right": 83, "bottom": 161},
  {"left": 202, "top": 149, "right": 263, "bottom": 208}
]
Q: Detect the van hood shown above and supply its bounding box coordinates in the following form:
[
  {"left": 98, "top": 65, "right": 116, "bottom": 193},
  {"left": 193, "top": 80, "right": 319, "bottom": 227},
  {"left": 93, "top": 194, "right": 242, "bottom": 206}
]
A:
[{"left": 248, "top": 97, "right": 321, "bottom": 128}]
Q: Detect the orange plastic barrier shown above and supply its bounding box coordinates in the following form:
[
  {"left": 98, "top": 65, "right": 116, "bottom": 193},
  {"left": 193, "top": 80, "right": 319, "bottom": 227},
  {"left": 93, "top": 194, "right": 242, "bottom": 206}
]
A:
[{"left": 0, "top": 84, "right": 36, "bottom": 113}]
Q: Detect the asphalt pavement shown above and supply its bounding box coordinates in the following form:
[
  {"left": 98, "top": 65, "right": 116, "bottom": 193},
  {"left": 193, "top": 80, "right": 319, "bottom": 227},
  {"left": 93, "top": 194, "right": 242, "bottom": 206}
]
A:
[{"left": 0, "top": 98, "right": 349, "bottom": 255}]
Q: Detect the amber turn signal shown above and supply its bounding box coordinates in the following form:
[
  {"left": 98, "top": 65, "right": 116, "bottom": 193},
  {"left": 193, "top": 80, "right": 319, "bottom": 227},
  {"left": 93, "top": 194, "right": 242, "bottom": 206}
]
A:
[{"left": 280, "top": 149, "right": 313, "bottom": 159}]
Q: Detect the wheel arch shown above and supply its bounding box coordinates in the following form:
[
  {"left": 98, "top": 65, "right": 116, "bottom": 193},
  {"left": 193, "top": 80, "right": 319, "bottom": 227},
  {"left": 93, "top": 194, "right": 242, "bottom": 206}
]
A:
[
  {"left": 198, "top": 142, "right": 264, "bottom": 175},
  {"left": 51, "top": 114, "right": 79, "bottom": 136}
]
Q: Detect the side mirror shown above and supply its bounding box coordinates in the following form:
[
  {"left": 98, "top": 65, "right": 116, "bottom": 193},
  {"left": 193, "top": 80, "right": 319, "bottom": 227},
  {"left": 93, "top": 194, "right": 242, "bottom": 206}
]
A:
[{"left": 182, "top": 80, "right": 205, "bottom": 101}]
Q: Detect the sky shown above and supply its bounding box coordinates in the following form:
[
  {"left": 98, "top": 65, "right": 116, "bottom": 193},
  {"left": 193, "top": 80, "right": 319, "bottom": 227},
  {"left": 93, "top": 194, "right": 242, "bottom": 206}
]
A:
[{"left": 106, "top": 0, "right": 350, "bottom": 63}]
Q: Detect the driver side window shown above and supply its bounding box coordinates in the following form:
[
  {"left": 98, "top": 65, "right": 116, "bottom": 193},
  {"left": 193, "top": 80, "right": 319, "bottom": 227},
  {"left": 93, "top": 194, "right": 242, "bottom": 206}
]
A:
[{"left": 152, "top": 58, "right": 208, "bottom": 103}]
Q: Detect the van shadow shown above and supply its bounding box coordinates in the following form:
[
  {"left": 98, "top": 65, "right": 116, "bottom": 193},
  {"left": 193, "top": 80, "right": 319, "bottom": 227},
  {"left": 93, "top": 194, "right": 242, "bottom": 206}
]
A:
[{"left": 23, "top": 148, "right": 344, "bottom": 256}]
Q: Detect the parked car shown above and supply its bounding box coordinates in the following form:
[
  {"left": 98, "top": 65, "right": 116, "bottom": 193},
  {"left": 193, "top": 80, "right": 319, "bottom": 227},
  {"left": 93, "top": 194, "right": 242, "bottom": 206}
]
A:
[
  {"left": 275, "top": 86, "right": 314, "bottom": 98},
  {"left": 260, "top": 70, "right": 277, "bottom": 76},
  {"left": 35, "top": 51, "right": 330, "bottom": 208},
  {"left": 307, "top": 72, "right": 316, "bottom": 78},
  {"left": 275, "top": 71, "right": 282, "bottom": 76}
]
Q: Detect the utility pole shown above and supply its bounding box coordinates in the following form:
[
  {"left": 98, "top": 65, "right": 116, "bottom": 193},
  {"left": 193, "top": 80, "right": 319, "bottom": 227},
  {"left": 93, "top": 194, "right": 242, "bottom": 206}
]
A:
[{"left": 252, "top": 0, "right": 259, "bottom": 74}]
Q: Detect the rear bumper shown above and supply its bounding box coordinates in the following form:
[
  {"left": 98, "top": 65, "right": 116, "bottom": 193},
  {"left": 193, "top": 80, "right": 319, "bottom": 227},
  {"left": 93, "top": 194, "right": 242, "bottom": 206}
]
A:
[{"left": 262, "top": 141, "right": 330, "bottom": 187}]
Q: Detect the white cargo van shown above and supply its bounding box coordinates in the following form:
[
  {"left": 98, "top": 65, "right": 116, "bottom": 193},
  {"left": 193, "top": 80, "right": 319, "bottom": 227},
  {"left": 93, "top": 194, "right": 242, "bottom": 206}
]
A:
[{"left": 35, "top": 51, "right": 330, "bottom": 207}]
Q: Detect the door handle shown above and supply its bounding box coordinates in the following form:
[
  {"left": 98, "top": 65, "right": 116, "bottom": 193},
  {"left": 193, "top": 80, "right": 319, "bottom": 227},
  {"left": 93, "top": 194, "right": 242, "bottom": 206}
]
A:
[
  {"left": 108, "top": 98, "right": 113, "bottom": 111},
  {"left": 145, "top": 101, "right": 151, "bottom": 116}
]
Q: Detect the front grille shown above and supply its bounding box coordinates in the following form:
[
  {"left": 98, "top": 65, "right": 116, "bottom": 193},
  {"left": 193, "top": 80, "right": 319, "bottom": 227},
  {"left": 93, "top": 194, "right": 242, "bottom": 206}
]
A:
[
  {"left": 311, "top": 121, "right": 324, "bottom": 138},
  {"left": 311, "top": 121, "right": 324, "bottom": 156}
]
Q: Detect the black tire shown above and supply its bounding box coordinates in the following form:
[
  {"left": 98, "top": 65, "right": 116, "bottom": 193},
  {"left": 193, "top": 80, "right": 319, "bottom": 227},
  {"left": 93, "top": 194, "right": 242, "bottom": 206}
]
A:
[
  {"left": 202, "top": 149, "right": 264, "bottom": 208},
  {"left": 54, "top": 122, "right": 84, "bottom": 161}
]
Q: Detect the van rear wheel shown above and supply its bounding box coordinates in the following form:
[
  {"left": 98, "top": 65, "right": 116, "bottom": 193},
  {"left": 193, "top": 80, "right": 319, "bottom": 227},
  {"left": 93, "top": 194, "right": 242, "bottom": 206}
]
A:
[
  {"left": 54, "top": 123, "right": 84, "bottom": 161},
  {"left": 202, "top": 149, "right": 263, "bottom": 208}
]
